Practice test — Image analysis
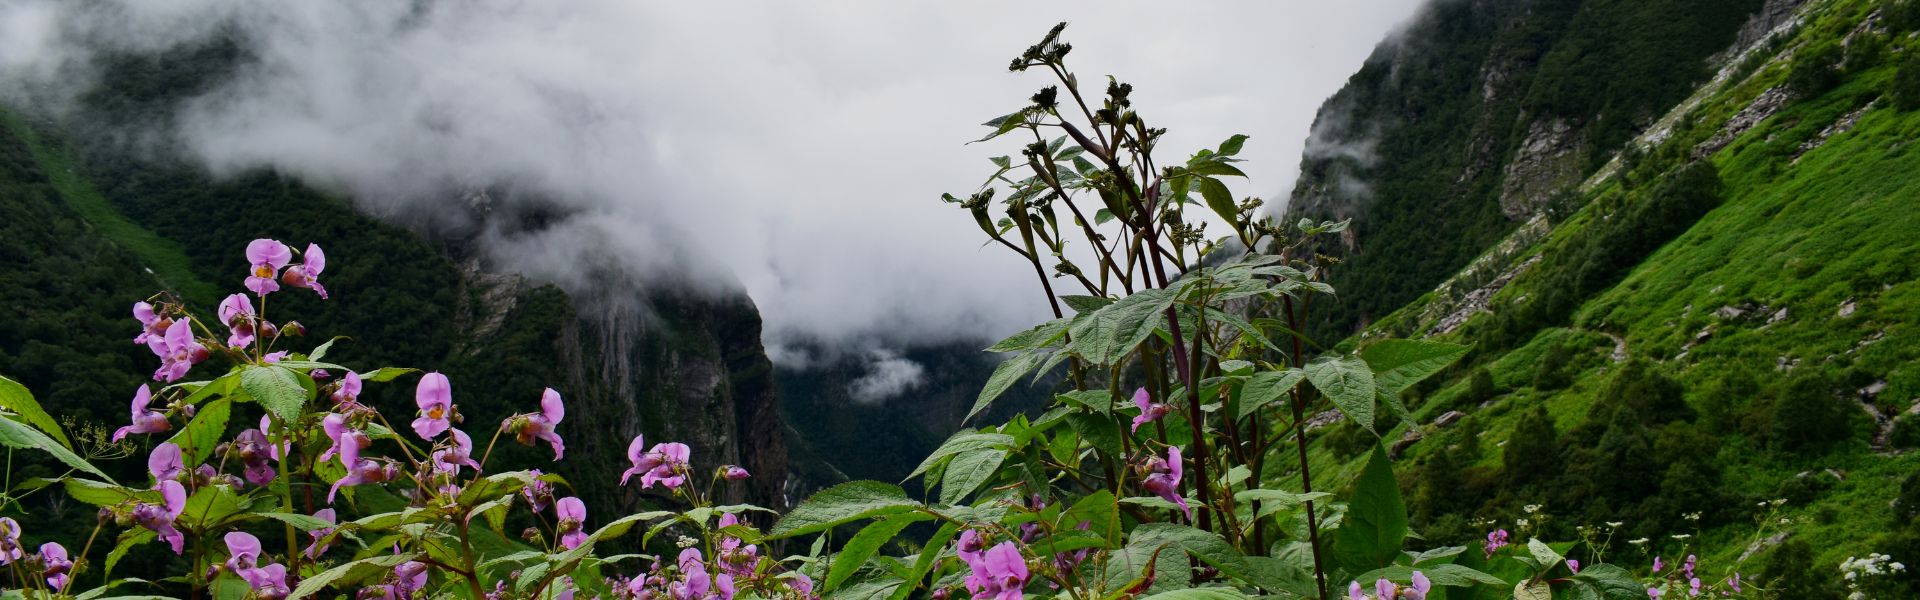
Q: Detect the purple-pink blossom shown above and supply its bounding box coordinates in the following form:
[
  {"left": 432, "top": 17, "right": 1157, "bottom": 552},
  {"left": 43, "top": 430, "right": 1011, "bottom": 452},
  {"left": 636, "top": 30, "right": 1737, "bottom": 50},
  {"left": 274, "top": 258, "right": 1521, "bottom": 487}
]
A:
[
  {"left": 621, "top": 435, "right": 692, "bottom": 490},
  {"left": 225, "top": 531, "right": 264, "bottom": 579},
  {"left": 233, "top": 428, "right": 278, "bottom": 487},
  {"left": 506, "top": 388, "right": 566, "bottom": 460},
  {"left": 133, "top": 301, "right": 170, "bottom": 350},
  {"left": 133, "top": 480, "right": 188, "bottom": 553},
  {"left": 432, "top": 428, "right": 483, "bottom": 475},
  {"left": 1139, "top": 446, "right": 1190, "bottom": 520},
  {"left": 306, "top": 508, "right": 337, "bottom": 559},
  {"left": 148, "top": 442, "right": 185, "bottom": 484},
  {"left": 151, "top": 319, "right": 207, "bottom": 382},
  {"left": 1484, "top": 529, "right": 1511, "bottom": 557},
  {"left": 960, "top": 539, "right": 1029, "bottom": 600},
  {"left": 716, "top": 512, "right": 759, "bottom": 578},
  {"left": 281, "top": 243, "right": 329, "bottom": 299},
  {"left": 724, "top": 465, "right": 751, "bottom": 481},
  {"left": 114, "top": 384, "right": 172, "bottom": 442},
  {"left": 217, "top": 293, "right": 258, "bottom": 348},
  {"left": 523, "top": 469, "right": 554, "bottom": 513},
  {"left": 0, "top": 518, "right": 21, "bottom": 564},
  {"left": 412, "top": 372, "right": 454, "bottom": 440},
  {"left": 327, "top": 422, "right": 396, "bottom": 503},
  {"left": 245, "top": 239, "right": 293, "bottom": 296},
  {"left": 1130, "top": 387, "right": 1170, "bottom": 433},
  {"left": 555, "top": 496, "right": 588, "bottom": 550},
  {"left": 40, "top": 542, "right": 71, "bottom": 591},
  {"left": 1567, "top": 559, "right": 1581, "bottom": 573},
  {"left": 331, "top": 371, "right": 363, "bottom": 407}
]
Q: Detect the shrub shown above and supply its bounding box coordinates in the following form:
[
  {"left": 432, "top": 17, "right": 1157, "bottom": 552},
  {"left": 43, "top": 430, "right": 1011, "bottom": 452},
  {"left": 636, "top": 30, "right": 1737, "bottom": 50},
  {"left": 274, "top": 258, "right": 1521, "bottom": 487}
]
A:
[
  {"left": 1532, "top": 341, "right": 1576, "bottom": 391},
  {"left": 1788, "top": 42, "right": 1845, "bottom": 98},
  {"left": 1892, "top": 50, "right": 1920, "bottom": 112},
  {"left": 1769, "top": 373, "right": 1858, "bottom": 451}
]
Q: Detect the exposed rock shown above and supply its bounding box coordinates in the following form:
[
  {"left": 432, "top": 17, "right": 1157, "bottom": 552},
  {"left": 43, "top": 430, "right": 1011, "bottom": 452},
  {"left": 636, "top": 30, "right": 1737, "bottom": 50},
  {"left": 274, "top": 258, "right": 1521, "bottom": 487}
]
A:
[
  {"left": 1389, "top": 428, "right": 1425, "bottom": 459},
  {"left": 1776, "top": 355, "right": 1801, "bottom": 371},
  {"left": 1696, "top": 86, "right": 1792, "bottom": 158},
  {"left": 1726, "top": 0, "right": 1813, "bottom": 60},
  {"left": 1607, "top": 332, "right": 1631, "bottom": 363},
  {"left": 1793, "top": 101, "right": 1874, "bottom": 163},
  {"left": 1861, "top": 380, "right": 1890, "bottom": 400},
  {"left": 1305, "top": 409, "right": 1346, "bottom": 431},
  {"left": 1739, "top": 531, "right": 1793, "bottom": 563},
  {"left": 1838, "top": 298, "right": 1857, "bottom": 318},
  {"left": 1498, "top": 118, "right": 1587, "bottom": 219},
  {"left": 1768, "top": 306, "right": 1790, "bottom": 324},
  {"left": 1715, "top": 304, "right": 1752, "bottom": 320},
  {"left": 1430, "top": 254, "right": 1543, "bottom": 336},
  {"left": 1435, "top": 411, "right": 1468, "bottom": 428}
]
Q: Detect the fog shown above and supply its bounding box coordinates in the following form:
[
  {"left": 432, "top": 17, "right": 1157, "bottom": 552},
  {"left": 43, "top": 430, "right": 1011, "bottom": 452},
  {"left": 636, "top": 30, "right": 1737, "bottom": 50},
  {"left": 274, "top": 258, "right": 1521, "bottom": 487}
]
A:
[{"left": 0, "top": 0, "right": 1424, "bottom": 363}]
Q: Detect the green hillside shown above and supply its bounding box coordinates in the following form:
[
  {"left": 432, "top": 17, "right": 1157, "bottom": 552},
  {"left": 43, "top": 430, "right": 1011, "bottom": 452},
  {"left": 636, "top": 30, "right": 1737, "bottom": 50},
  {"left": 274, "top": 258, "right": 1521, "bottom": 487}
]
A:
[{"left": 1305, "top": 0, "right": 1920, "bottom": 594}]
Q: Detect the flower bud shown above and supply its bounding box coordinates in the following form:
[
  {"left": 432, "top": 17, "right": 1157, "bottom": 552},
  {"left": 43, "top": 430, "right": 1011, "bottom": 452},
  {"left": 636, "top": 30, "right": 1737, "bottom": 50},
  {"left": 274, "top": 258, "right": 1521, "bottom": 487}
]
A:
[
  {"left": 280, "top": 321, "right": 306, "bottom": 337},
  {"left": 724, "top": 466, "right": 750, "bottom": 481}
]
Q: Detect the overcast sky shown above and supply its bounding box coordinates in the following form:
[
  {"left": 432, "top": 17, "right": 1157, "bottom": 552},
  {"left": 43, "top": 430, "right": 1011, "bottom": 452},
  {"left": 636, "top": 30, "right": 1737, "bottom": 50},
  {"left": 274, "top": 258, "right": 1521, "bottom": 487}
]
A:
[{"left": 0, "top": 1, "right": 1426, "bottom": 360}]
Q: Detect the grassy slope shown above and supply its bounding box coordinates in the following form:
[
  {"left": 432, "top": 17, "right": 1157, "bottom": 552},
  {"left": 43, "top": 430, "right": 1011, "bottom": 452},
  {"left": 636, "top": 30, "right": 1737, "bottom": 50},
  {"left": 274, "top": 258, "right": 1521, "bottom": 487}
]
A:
[
  {"left": 1301, "top": 0, "right": 1920, "bottom": 579},
  {"left": 0, "top": 110, "right": 218, "bottom": 304}
]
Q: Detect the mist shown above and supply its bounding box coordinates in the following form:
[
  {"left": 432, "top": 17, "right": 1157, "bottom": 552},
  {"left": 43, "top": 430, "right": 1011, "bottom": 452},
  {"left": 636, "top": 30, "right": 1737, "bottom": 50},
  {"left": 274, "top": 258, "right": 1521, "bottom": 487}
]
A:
[{"left": 0, "top": 0, "right": 1425, "bottom": 361}]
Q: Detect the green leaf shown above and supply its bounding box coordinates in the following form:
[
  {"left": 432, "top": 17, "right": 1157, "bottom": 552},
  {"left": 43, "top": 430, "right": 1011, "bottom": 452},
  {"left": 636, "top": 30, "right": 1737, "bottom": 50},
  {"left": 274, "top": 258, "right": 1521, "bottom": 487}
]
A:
[
  {"left": 240, "top": 365, "right": 309, "bottom": 422},
  {"left": 1068, "top": 287, "right": 1179, "bottom": 366},
  {"left": 1190, "top": 161, "right": 1248, "bottom": 178},
  {"left": 1333, "top": 445, "right": 1408, "bottom": 573},
  {"left": 289, "top": 552, "right": 418, "bottom": 598},
  {"left": 1362, "top": 339, "right": 1470, "bottom": 394},
  {"left": 1199, "top": 177, "right": 1239, "bottom": 227},
  {"left": 179, "top": 485, "right": 253, "bottom": 529},
  {"left": 359, "top": 367, "right": 419, "bottom": 383},
  {"left": 0, "top": 414, "right": 112, "bottom": 482},
  {"left": 1061, "top": 295, "right": 1115, "bottom": 314},
  {"left": 1515, "top": 580, "right": 1553, "bottom": 600},
  {"left": 968, "top": 351, "right": 1048, "bottom": 422},
  {"left": 1305, "top": 355, "right": 1377, "bottom": 433},
  {"left": 64, "top": 478, "right": 152, "bottom": 506},
  {"left": 308, "top": 337, "right": 345, "bottom": 362},
  {"left": 1566, "top": 564, "right": 1647, "bottom": 600},
  {"left": 1056, "top": 389, "right": 1116, "bottom": 415},
  {"left": 986, "top": 318, "right": 1070, "bottom": 353},
  {"left": 939, "top": 448, "right": 1007, "bottom": 505},
  {"left": 1238, "top": 368, "right": 1305, "bottom": 420},
  {"left": 255, "top": 512, "right": 334, "bottom": 531},
  {"left": 769, "top": 481, "right": 921, "bottom": 539},
  {"left": 165, "top": 398, "right": 231, "bottom": 467},
  {"left": 888, "top": 521, "right": 960, "bottom": 600},
  {"left": 0, "top": 375, "right": 69, "bottom": 448},
  {"left": 1139, "top": 589, "right": 1250, "bottom": 600},
  {"left": 268, "top": 360, "right": 347, "bottom": 371},
  {"left": 1064, "top": 412, "right": 1123, "bottom": 459},
  {"left": 1526, "top": 538, "right": 1564, "bottom": 570},
  {"left": 1354, "top": 563, "right": 1506, "bottom": 587},
  {"left": 826, "top": 514, "right": 932, "bottom": 592},
  {"left": 904, "top": 432, "right": 1014, "bottom": 481},
  {"left": 973, "top": 109, "right": 1032, "bottom": 143},
  {"left": 1217, "top": 134, "right": 1249, "bottom": 156}
]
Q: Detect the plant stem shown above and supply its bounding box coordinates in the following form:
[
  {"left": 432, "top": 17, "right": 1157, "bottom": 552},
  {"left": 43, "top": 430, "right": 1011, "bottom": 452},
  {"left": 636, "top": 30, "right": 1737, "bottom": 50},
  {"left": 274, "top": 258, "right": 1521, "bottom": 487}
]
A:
[{"left": 1283, "top": 294, "right": 1329, "bottom": 600}]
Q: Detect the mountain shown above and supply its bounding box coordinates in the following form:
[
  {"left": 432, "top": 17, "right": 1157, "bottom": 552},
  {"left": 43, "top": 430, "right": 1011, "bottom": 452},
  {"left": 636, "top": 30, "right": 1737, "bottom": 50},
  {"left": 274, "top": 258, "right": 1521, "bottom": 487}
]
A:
[
  {"left": 0, "top": 101, "right": 789, "bottom": 536},
  {"left": 1290, "top": 0, "right": 1920, "bottom": 591}
]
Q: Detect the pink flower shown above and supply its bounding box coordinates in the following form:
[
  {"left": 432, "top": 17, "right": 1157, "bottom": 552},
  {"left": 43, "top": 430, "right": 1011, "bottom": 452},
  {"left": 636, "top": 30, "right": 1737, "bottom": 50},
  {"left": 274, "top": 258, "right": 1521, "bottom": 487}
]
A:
[
  {"left": 724, "top": 465, "right": 751, "bottom": 481},
  {"left": 245, "top": 239, "right": 293, "bottom": 296},
  {"left": 233, "top": 428, "right": 278, "bottom": 487},
  {"left": 151, "top": 319, "right": 207, "bottom": 382},
  {"left": 1653, "top": 556, "right": 1664, "bottom": 573},
  {"left": 148, "top": 442, "right": 184, "bottom": 483},
  {"left": 961, "top": 541, "right": 1029, "bottom": 600},
  {"left": 281, "top": 243, "right": 328, "bottom": 299},
  {"left": 620, "top": 435, "right": 656, "bottom": 485},
  {"left": 385, "top": 559, "right": 428, "bottom": 599},
  {"left": 1348, "top": 581, "right": 1364, "bottom": 600},
  {"left": 0, "top": 518, "right": 21, "bottom": 564},
  {"left": 1408, "top": 571, "right": 1432, "bottom": 600},
  {"left": 249, "top": 563, "right": 290, "bottom": 600},
  {"left": 132, "top": 301, "right": 170, "bottom": 350},
  {"left": 522, "top": 469, "right": 554, "bottom": 513},
  {"left": 412, "top": 372, "right": 453, "bottom": 440},
  {"left": 1567, "top": 559, "right": 1581, "bottom": 574},
  {"left": 306, "top": 508, "right": 337, "bottom": 559},
  {"left": 507, "top": 388, "right": 566, "bottom": 460},
  {"left": 133, "top": 480, "right": 188, "bottom": 553},
  {"left": 225, "top": 531, "right": 263, "bottom": 578},
  {"left": 217, "top": 293, "right": 258, "bottom": 348},
  {"left": 1484, "top": 529, "right": 1511, "bottom": 557},
  {"left": 40, "top": 542, "right": 71, "bottom": 591},
  {"left": 327, "top": 423, "right": 394, "bottom": 503},
  {"left": 332, "top": 371, "right": 363, "bottom": 406},
  {"left": 715, "top": 512, "right": 758, "bottom": 578},
  {"left": 1139, "top": 446, "right": 1190, "bottom": 520},
  {"left": 1130, "top": 387, "right": 1169, "bottom": 433},
  {"left": 555, "top": 497, "right": 588, "bottom": 549},
  {"left": 432, "top": 428, "right": 482, "bottom": 475},
  {"left": 624, "top": 441, "right": 691, "bottom": 490},
  {"left": 113, "top": 384, "right": 173, "bottom": 442}
]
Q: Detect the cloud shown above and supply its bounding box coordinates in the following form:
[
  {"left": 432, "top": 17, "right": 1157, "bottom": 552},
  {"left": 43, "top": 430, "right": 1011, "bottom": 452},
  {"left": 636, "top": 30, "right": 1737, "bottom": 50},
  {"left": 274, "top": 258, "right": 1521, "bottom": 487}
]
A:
[
  {"left": 0, "top": 0, "right": 1426, "bottom": 356},
  {"left": 846, "top": 349, "right": 928, "bottom": 404}
]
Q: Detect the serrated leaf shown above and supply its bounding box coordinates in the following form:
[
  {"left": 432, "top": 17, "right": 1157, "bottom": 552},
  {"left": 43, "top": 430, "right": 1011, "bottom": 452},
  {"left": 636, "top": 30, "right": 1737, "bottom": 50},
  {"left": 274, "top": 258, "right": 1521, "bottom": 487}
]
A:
[
  {"left": 1217, "top": 134, "right": 1249, "bottom": 156},
  {"left": 986, "top": 317, "right": 1071, "bottom": 353},
  {"left": 1233, "top": 489, "right": 1330, "bottom": 520},
  {"left": 1355, "top": 563, "right": 1506, "bottom": 587},
  {"left": 289, "top": 552, "right": 418, "bottom": 599},
  {"left": 104, "top": 528, "right": 155, "bottom": 580},
  {"left": 888, "top": 520, "right": 959, "bottom": 600},
  {"left": 1239, "top": 369, "right": 1306, "bottom": 420},
  {"left": 179, "top": 485, "right": 253, "bottom": 529},
  {"left": 939, "top": 448, "right": 1006, "bottom": 505},
  {"left": 1362, "top": 339, "right": 1470, "bottom": 394},
  {"left": 1305, "top": 355, "right": 1377, "bottom": 433},
  {"left": 0, "top": 375, "right": 68, "bottom": 448},
  {"left": 1333, "top": 445, "right": 1407, "bottom": 573},
  {"left": 0, "top": 414, "right": 111, "bottom": 481},
  {"left": 1199, "top": 177, "right": 1238, "bottom": 228},
  {"left": 826, "top": 514, "right": 932, "bottom": 592},
  {"left": 240, "top": 365, "right": 308, "bottom": 422},
  {"left": 255, "top": 512, "right": 334, "bottom": 531},
  {"left": 1139, "top": 589, "right": 1250, "bottom": 600},
  {"left": 64, "top": 478, "right": 152, "bottom": 506},
  {"left": 1061, "top": 295, "right": 1115, "bottom": 314},
  {"left": 1068, "top": 287, "right": 1179, "bottom": 366},
  {"left": 1515, "top": 580, "right": 1552, "bottom": 600},
  {"left": 165, "top": 398, "right": 231, "bottom": 467},
  {"left": 905, "top": 432, "right": 1013, "bottom": 481},
  {"left": 1566, "top": 564, "right": 1647, "bottom": 600},
  {"left": 968, "top": 351, "right": 1048, "bottom": 422},
  {"left": 769, "top": 481, "right": 921, "bottom": 539},
  {"left": 358, "top": 367, "right": 418, "bottom": 383}
]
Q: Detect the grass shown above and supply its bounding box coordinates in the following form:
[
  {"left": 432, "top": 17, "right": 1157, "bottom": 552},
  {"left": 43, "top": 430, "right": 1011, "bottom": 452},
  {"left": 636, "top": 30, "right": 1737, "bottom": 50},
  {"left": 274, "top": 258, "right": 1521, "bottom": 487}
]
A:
[
  {"left": 0, "top": 109, "right": 219, "bottom": 305},
  {"left": 1289, "top": 0, "right": 1920, "bottom": 581}
]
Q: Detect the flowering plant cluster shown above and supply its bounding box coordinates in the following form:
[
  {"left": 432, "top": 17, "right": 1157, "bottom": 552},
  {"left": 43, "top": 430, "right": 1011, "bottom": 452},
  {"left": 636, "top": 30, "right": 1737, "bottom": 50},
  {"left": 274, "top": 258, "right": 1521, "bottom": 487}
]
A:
[{"left": 0, "top": 23, "right": 1700, "bottom": 600}]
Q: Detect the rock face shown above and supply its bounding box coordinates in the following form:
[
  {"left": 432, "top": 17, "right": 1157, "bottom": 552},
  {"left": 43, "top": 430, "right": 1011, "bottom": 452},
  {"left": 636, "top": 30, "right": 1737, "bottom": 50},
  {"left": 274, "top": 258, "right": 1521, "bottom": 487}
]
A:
[{"left": 1498, "top": 118, "right": 1587, "bottom": 219}]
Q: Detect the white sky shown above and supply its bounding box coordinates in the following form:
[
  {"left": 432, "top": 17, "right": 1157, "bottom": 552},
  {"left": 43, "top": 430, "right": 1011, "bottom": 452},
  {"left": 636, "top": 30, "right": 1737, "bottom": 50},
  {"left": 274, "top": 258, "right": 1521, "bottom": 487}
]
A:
[{"left": 0, "top": 1, "right": 1427, "bottom": 356}]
